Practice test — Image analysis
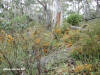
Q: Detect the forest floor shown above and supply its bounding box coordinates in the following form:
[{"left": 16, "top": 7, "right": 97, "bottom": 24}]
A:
[{"left": 41, "top": 47, "right": 75, "bottom": 75}]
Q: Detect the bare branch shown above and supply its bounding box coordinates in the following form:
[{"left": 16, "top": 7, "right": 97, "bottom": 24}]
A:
[{"left": 37, "top": 0, "right": 45, "bottom": 8}]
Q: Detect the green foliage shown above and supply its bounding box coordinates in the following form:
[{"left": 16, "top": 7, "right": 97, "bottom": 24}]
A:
[
  {"left": 0, "top": 15, "right": 36, "bottom": 33},
  {"left": 71, "top": 19, "right": 100, "bottom": 61},
  {"left": 0, "top": 21, "right": 12, "bottom": 33},
  {"left": 67, "top": 14, "right": 82, "bottom": 26},
  {"left": 70, "top": 19, "right": 100, "bottom": 74},
  {"left": 0, "top": 24, "right": 66, "bottom": 75},
  {"left": 10, "top": 15, "right": 27, "bottom": 24},
  {"left": 61, "top": 19, "right": 70, "bottom": 33}
]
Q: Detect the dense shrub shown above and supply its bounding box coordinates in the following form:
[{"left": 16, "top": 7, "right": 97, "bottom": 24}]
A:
[
  {"left": 0, "top": 25, "right": 66, "bottom": 75},
  {"left": 71, "top": 19, "right": 100, "bottom": 61},
  {"left": 0, "top": 15, "right": 36, "bottom": 33},
  {"left": 61, "top": 19, "right": 70, "bottom": 34},
  {"left": 70, "top": 19, "right": 100, "bottom": 74},
  {"left": 67, "top": 14, "right": 82, "bottom": 26}
]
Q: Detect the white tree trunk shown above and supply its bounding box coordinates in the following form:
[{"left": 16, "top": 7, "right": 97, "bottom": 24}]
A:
[{"left": 52, "top": 0, "right": 63, "bottom": 27}]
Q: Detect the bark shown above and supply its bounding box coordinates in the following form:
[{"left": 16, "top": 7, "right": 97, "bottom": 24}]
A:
[
  {"left": 56, "top": 12, "right": 61, "bottom": 26},
  {"left": 52, "top": 0, "right": 63, "bottom": 27}
]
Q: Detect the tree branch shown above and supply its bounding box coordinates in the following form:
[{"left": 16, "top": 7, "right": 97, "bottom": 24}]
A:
[{"left": 37, "top": 0, "right": 45, "bottom": 8}]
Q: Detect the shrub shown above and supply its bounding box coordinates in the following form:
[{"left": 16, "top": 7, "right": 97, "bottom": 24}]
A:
[
  {"left": 67, "top": 14, "right": 82, "bottom": 26},
  {"left": 71, "top": 19, "right": 100, "bottom": 61},
  {"left": 0, "top": 15, "right": 35, "bottom": 34},
  {"left": 71, "top": 19, "right": 100, "bottom": 74}
]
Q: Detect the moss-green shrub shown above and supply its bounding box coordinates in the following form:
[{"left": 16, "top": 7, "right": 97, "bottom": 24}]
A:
[{"left": 67, "top": 14, "right": 82, "bottom": 26}]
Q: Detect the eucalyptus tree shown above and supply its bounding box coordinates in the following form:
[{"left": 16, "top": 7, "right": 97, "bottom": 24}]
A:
[{"left": 52, "top": 0, "right": 63, "bottom": 27}]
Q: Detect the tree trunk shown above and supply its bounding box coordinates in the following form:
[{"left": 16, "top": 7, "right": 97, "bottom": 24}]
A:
[
  {"left": 96, "top": 0, "right": 100, "bottom": 18},
  {"left": 52, "top": 0, "right": 63, "bottom": 27},
  {"left": 83, "top": 0, "right": 90, "bottom": 20},
  {"left": 45, "top": 9, "right": 51, "bottom": 29},
  {"left": 37, "top": 0, "right": 51, "bottom": 29},
  {"left": 77, "top": 0, "right": 80, "bottom": 14},
  {"left": 56, "top": 12, "right": 61, "bottom": 26}
]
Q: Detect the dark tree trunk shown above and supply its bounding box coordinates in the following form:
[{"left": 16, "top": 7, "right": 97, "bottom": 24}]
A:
[{"left": 37, "top": 0, "right": 51, "bottom": 29}]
